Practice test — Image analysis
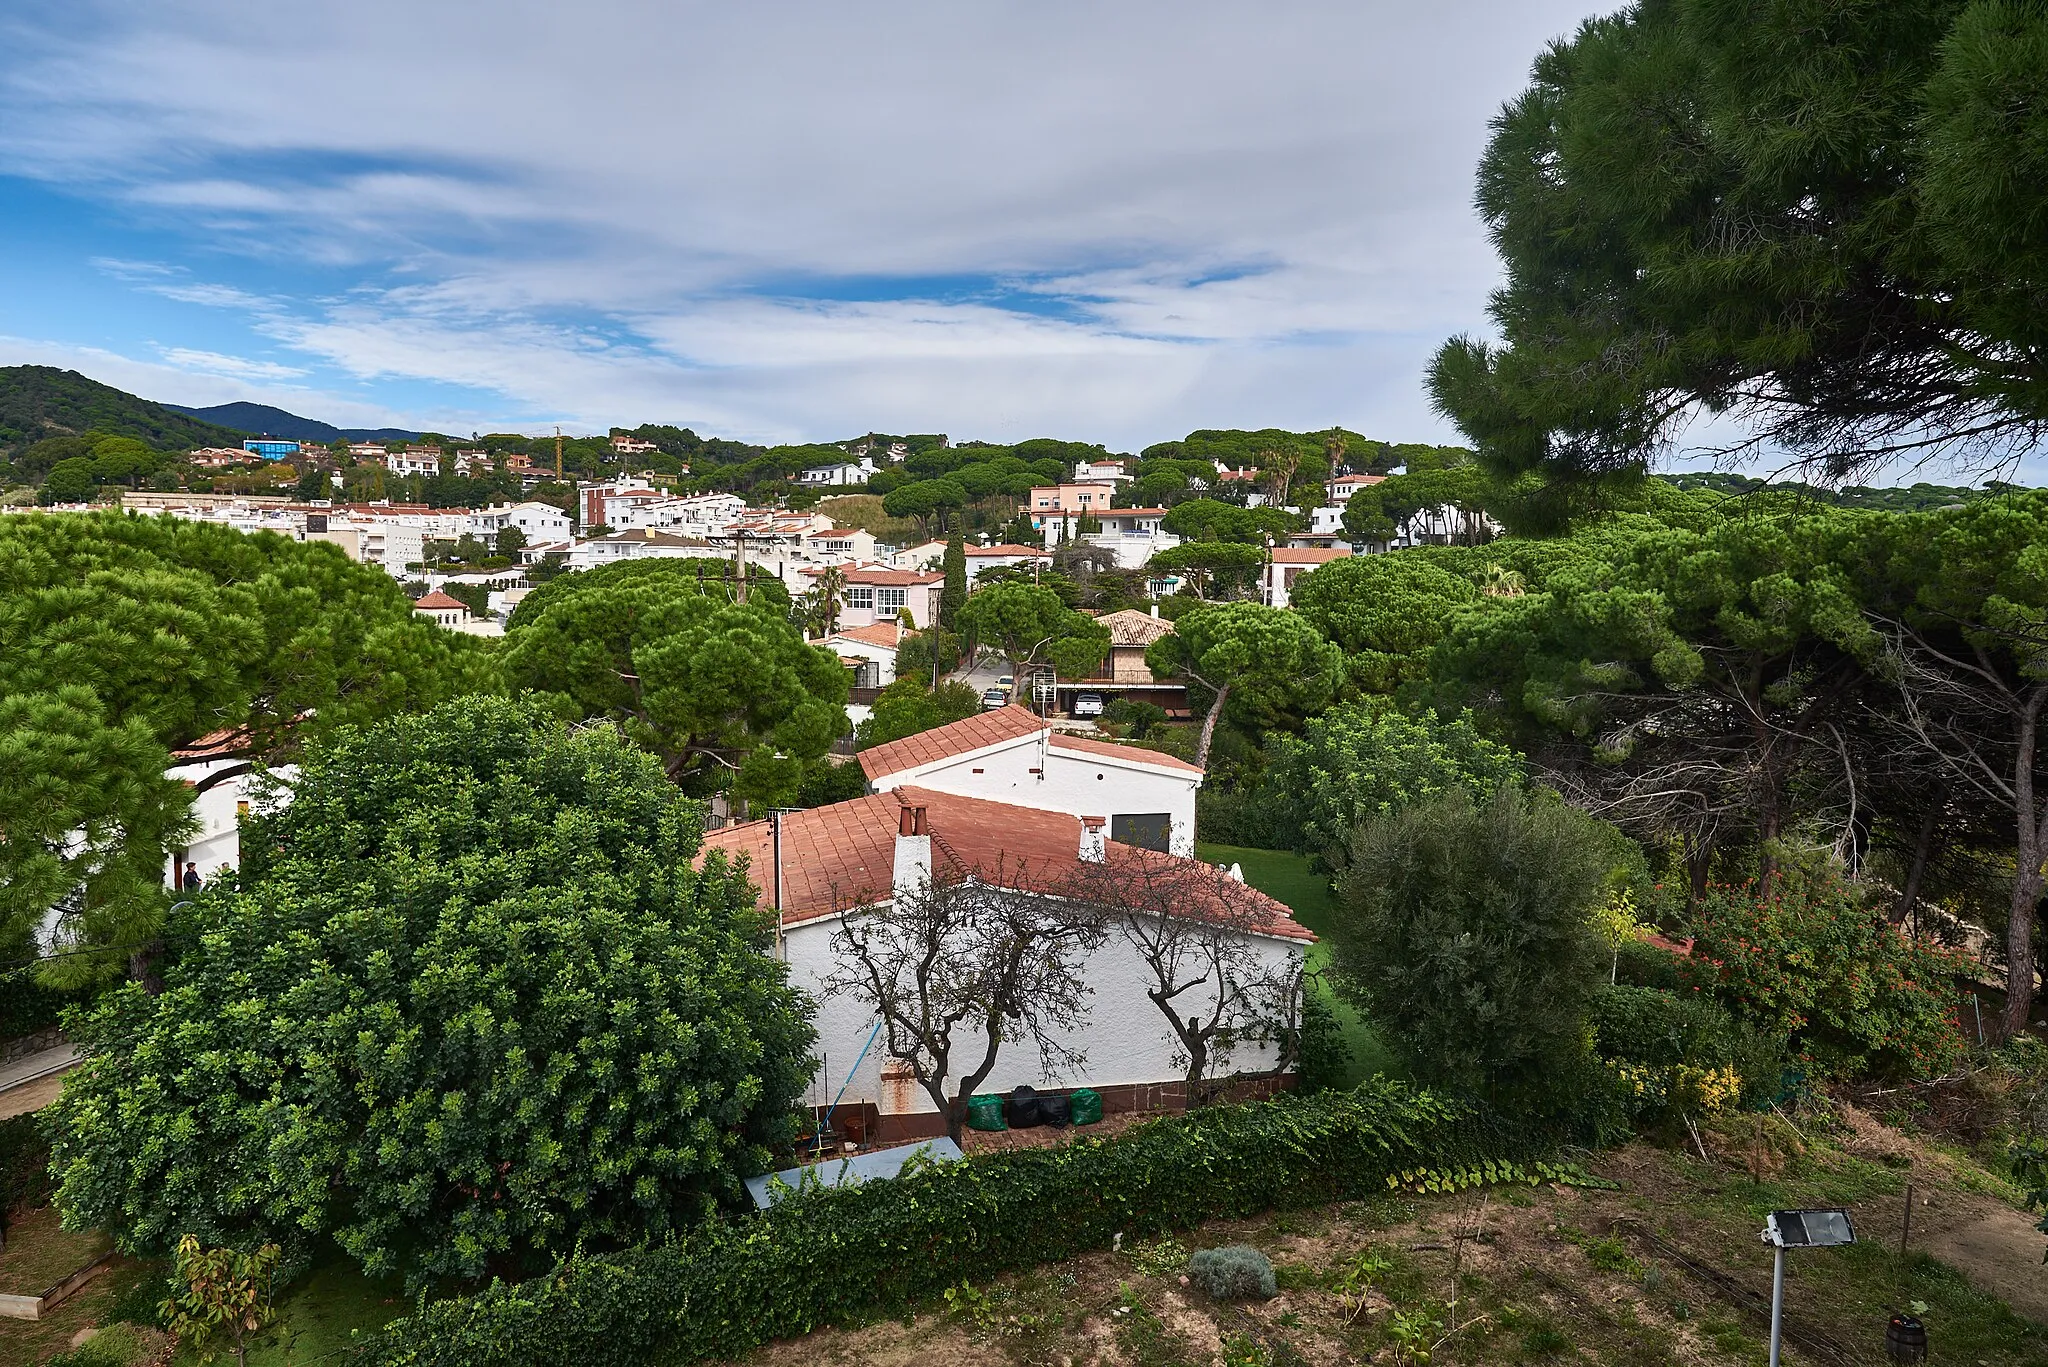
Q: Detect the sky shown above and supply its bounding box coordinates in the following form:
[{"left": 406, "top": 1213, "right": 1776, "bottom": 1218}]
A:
[{"left": 0, "top": 1, "right": 1617, "bottom": 450}]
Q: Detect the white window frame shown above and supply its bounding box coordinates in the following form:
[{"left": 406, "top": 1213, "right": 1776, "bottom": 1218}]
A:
[
  {"left": 876, "top": 587, "right": 907, "bottom": 612},
  {"left": 846, "top": 586, "right": 875, "bottom": 609}
]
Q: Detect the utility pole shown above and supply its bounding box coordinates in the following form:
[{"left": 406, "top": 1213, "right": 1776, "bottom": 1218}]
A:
[{"left": 732, "top": 530, "right": 749, "bottom": 605}]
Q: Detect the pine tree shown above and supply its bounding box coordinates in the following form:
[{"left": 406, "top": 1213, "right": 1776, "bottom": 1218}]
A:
[{"left": 939, "top": 530, "right": 967, "bottom": 630}]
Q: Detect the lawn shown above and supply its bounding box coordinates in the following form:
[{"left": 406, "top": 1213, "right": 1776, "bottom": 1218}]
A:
[{"left": 1196, "top": 841, "right": 1400, "bottom": 1086}]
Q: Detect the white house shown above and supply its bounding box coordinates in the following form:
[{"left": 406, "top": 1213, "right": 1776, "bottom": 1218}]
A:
[
  {"left": 1325, "top": 472, "right": 1385, "bottom": 503},
  {"left": 472, "top": 500, "right": 573, "bottom": 543},
  {"left": 610, "top": 435, "right": 661, "bottom": 456},
  {"left": 163, "top": 729, "right": 297, "bottom": 888},
  {"left": 819, "top": 620, "right": 906, "bottom": 689},
  {"left": 385, "top": 447, "right": 442, "bottom": 478},
  {"left": 412, "top": 589, "right": 470, "bottom": 628},
  {"left": 1261, "top": 547, "right": 1350, "bottom": 609},
  {"left": 797, "top": 457, "right": 879, "bottom": 487},
  {"left": 859, "top": 703, "right": 1203, "bottom": 855},
  {"left": 1039, "top": 507, "right": 1178, "bottom": 569},
  {"left": 699, "top": 787, "right": 1310, "bottom": 1141},
  {"left": 1072, "top": 459, "right": 1133, "bottom": 485},
  {"left": 811, "top": 565, "right": 946, "bottom": 630}
]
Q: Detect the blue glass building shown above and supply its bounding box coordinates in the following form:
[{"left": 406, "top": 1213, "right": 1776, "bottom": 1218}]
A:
[{"left": 242, "top": 438, "right": 301, "bottom": 460}]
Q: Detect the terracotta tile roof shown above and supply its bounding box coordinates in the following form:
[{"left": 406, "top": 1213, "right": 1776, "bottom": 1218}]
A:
[
  {"left": 170, "top": 726, "right": 255, "bottom": 762},
  {"left": 412, "top": 590, "right": 469, "bottom": 610},
  {"left": 1269, "top": 547, "right": 1351, "bottom": 565},
  {"left": 858, "top": 704, "right": 1045, "bottom": 780},
  {"left": 696, "top": 786, "right": 1310, "bottom": 940},
  {"left": 1048, "top": 731, "right": 1204, "bottom": 775},
  {"left": 1098, "top": 508, "right": 1170, "bottom": 517},
  {"left": 1096, "top": 609, "right": 1175, "bottom": 647},
  {"left": 829, "top": 622, "right": 904, "bottom": 649},
  {"left": 966, "top": 544, "right": 1050, "bottom": 557}
]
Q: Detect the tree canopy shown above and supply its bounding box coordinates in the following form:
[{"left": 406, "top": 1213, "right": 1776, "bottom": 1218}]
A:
[
  {"left": 1430, "top": 0, "right": 2048, "bottom": 493},
  {"left": 1146, "top": 602, "right": 1342, "bottom": 768},
  {"left": 45, "top": 698, "right": 815, "bottom": 1287},
  {"left": 953, "top": 581, "right": 1110, "bottom": 681}
]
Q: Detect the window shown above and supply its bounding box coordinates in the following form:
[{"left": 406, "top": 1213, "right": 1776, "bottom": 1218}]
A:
[
  {"left": 1111, "top": 813, "right": 1172, "bottom": 853},
  {"left": 847, "top": 586, "right": 875, "bottom": 609},
  {"left": 877, "top": 587, "right": 907, "bottom": 611}
]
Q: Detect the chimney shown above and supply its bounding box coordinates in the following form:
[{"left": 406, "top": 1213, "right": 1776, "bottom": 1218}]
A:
[
  {"left": 893, "top": 802, "right": 932, "bottom": 899},
  {"left": 1079, "top": 816, "right": 1107, "bottom": 863},
  {"left": 1149, "top": 603, "right": 1159, "bottom": 618}
]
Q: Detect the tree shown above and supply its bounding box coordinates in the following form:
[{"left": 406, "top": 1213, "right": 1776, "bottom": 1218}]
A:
[
  {"left": 1428, "top": 0, "right": 2048, "bottom": 496},
  {"left": 881, "top": 478, "right": 967, "bottom": 536},
  {"left": 1145, "top": 541, "right": 1266, "bottom": 599},
  {"left": 46, "top": 699, "right": 816, "bottom": 1286},
  {"left": 1287, "top": 552, "right": 1481, "bottom": 695},
  {"left": 1339, "top": 466, "right": 1496, "bottom": 546},
  {"left": 855, "top": 677, "right": 983, "bottom": 750},
  {"left": 1160, "top": 499, "right": 1297, "bottom": 544},
  {"left": 797, "top": 564, "right": 846, "bottom": 639},
  {"left": 825, "top": 867, "right": 1108, "bottom": 1143},
  {"left": 1243, "top": 702, "right": 1525, "bottom": 863},
  {"left": 1058, "top": 853, "right": 1303, "bottom": 1104},
  {"left": 494, "top": 524, "right": 527, "bottom": 559},
  {"left": 502, "top": 560, "right": 847, "bottom": 809},
  {"left": 939, "top": 531, "right": 968, "bottom": 630},
  {"left": 953, "top": 580, "right": 1109, "bottom": 684},
  {"left": 1144, "top": 602, "right": 1342, "bottom": 769},
  {"left": 160, "top": 1236, "right": 280, "bottom": 1367},
  {"left": 1327, "top": 786, "right": 1609, "bottom": 1108}
]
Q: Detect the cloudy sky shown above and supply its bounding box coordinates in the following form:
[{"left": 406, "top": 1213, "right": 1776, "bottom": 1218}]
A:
[{"left": 0, "top": 1, "right": 1612, "bottom": 448}]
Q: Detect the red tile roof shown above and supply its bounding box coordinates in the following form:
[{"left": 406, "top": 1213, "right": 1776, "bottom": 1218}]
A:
[
  {"left": 697, "top": 786, "right": 1310, "bottom": 940},
  {"left": 170, "top": 726, "right": 255, "bottom": 762},
  {"left": 966, "top": 544, "right": 1050, "bottom": 557},
  {"left": 858, "top": 704, "right": 1045, "bottom": 780},
  {"left": 1049, "top": 731, "right": 1204, "bottom": 775},
  {"left": 1269, "top": 547, "right": 1351, "bottom": 565},
  {"left": 829, "top": 622, "right": 904, "bottom": 649},
  {"left": 412, "top": 590, "right": 469, "bottom": 610},
  {"left": 1096, "top": 608, "right": 1175, "bottom": 647}
]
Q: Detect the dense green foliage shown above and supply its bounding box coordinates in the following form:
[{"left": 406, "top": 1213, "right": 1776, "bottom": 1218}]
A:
[
  {"left": 1588, "top": 985, "right": 1786, "bottom": 1117},
  {"left": 502, "top": 560, "right": 845, "bottom": 809},
  {"left": 45, "top": 699, "right": 816, "bottom": 1287},
  {"left": 1240, "top": 703, "right": 1524, "bottom": 861},
  {"left": 359, "top": 1083, "right": 1519, "bottom": 1367},
  {"left": 1146, "top": 602, "right": 1341, "bottom": 766},
  {"left": 1329, "top": 787, "right": 1611, "bottom": 1111},
  {"left": 0, "top": 511, "right": 492, "bottom": 970},
  {"left": 953, "top": 581, "right": 1109, "bottom": 679},
  {"left": 0, "top": 365, "right": 245, "bottom": 456},
  {"left": 855, "top": 677, "right": 983, "bottom": 750},
  {"left": 1430, "top": 0, "right": 2048, "bottom": 494}
]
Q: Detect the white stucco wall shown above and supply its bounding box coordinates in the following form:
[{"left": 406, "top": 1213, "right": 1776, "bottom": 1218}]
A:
[
  {"left": 870, "top": 735, "right": 1198, "bottom": 855},
  {"left": 825, "top": 636, "right": 899, "bottom": 686},
  {"left": 783, "top": 909, "right": 1302, "bottom": 1118},
  {"left": 163, "top": 762, "right": 298, "bottom": 888}
]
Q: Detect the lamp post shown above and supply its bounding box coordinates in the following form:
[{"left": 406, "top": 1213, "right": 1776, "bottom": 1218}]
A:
[{"left": 1760, "top": 1209, "right": 1855, "bottom": 1367}]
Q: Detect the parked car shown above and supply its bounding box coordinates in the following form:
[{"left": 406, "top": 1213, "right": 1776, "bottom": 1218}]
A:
[
  {"left": 997, "top": 675, "right": 1016, "bottom": 696},
  {"left": 1072, "top": 693, "right": 1105, "bottom": 718},
  {"left": 981, "top": 688, "right": 1009, "bottom": 710}
]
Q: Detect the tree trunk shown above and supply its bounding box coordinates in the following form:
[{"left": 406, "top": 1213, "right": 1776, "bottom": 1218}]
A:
[
  {"left": 2003, "top": 688, "right": 2047, "bottom": 1037},
  {"left": 1181, "top": 1027, "right": 1210, "bottom": 1109},
  {"left": 949, "top": 1020, "right": 1006, "bottom": 1144},
  {"left": 1193, "top": 683, "right": 1230, "bottom": 770},
  {"left": 1892, "top": 799, "right": 1943, "bottom": 926}
]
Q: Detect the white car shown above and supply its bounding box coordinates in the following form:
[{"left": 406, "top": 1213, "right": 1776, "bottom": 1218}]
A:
[{"left": 1072, "top": 693, "right": 1105, "bottom": 718}]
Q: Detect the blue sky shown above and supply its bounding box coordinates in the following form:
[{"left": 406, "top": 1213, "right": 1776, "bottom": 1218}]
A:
[{"left": 1, "top": 1, "right": 1637, "bottom": 450}]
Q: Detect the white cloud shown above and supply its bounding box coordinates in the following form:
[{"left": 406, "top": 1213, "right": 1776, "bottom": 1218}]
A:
[
  {"left": 156, "top": 347, "right": 308, "bottom": 381},
  {"left": 0, "top": 1, "right": 1619, "bottom": 445}
]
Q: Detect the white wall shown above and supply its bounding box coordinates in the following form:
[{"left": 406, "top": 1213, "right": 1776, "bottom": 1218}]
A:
[
  {"left": 826, "top": 636, "right": 899, "bottom": 685},
  {"left": 870, "top": 735, "right": 1198, "bottom": 855},
  {"left": 784, "top": 910, "right": 1301, "bottom": 1120}
]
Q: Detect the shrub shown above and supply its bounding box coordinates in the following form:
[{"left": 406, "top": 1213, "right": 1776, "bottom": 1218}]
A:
[
  {"left": 1187, "top": 1245, "right": 1277, "bottom": 1301},
  {"left": 1684, "top": 852, "right": 1967, "bottom": 1079},
  {"left": 45, "top": 700, "right": 816, "bottom": 1288},
  {"left": 1329, "top": 786, "right": 1609, "bottom": 1113},
  {"left": 0, "top": 1112, "right": 52, "bottom": 1224},
  {"left": 1294, "top": 987, "right": 1352, "bottom": 1094},
  {"left": 361, "top": 1083, "right": 1526, "bottom": 1367}
]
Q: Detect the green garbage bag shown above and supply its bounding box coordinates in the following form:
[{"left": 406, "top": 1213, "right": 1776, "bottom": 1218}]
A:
[
  {"left": 966, "top": 1094, "right": 1007, "bottom": 1131},
  {"left": 1070, "top": 1088, "right": 1103, "bottom": 1125}
]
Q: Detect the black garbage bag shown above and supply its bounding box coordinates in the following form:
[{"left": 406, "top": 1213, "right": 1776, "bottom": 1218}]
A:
[
  {"left": 1039, "top": 1092, "right": 1071, "bottom": 1128},
  {"left": 1005, "top": 1084, "right": 1042, "bottom": 1128}
]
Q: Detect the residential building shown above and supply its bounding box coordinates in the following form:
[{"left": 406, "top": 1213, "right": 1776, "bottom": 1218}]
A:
[
  {"left": 1037, "top": 506, "right": 1178, "bottom": 568},
  {"left": 1025, "top": 483, "right": 1118, "bottom": 521},
  {"left": 1046, "top": 607, "right": 1189, "bottom": 716},
  {"left": 411, "top": 589, "right": 470, "bottom": 629},
  {"left": 808, "top": 564, "right": 946, "bottom": 630},
  {"left": 1309, "top": 504, "right": 1348, "bottom": 537},
  {"left": 797, "top": 456, "right": 879, "bottom": 487},
  {"left": 1261, "top": 546, "right": 1350, "bottom": 609},
  {"left": 385, "top": 446, "right": 442, "bottom": 478},
  {"left": 471, "top": 500, "right": 573, "bottom": 543},
  {"left": 584, "top": 529, "right": 725, "bottom": 565},
  {"left": 859, "top": 703, "right": 1203, "bottom": 855},
  {"left": 186, "top": 447, "right": 252, "bottom": 469},
  {"left": 1325, "top": 472, "right": 1385, "bottom": 503},
  {"left": 347, "top": 443, "right": 388, "bottom": 460},
  {"left": 242, "top": 437, "right": 300, "bottom": 460},
  {"left": 700, "top": 788, "right": 1310, "bottom": 1139},
  {"left": 610, "top": 435, "right": 661, "bottom": 455},
  {"left": 165, "top": 728, "right": 296, "bottom": 886},
  {"left": 1072, "top": 458, "right": 1132, "bottom": 485}
]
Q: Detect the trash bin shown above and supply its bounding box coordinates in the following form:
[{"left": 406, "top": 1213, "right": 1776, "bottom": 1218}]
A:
[
  {"left": 966, "top": 1094, "right": 1007, "bottom": 1132},
  {"left": 1070, "top": 1088, "right": 1103, "bottom": 1125}
]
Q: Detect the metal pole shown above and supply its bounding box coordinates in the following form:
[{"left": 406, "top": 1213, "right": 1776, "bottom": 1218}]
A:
[{"left": 1768, "top": 1245, "right": 1786, "bottom": 1367}]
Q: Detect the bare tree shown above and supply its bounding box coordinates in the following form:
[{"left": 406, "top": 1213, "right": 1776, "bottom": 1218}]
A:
[
  {"left": 824, "top": 864, "right": 1108, "bottom": 1142},
  {"left": 1060, "top": 853, "right": 1304, "bottom": 1105},
  {"left": 1882, "top": 619, "right": 2048, "bottom": 1035}
]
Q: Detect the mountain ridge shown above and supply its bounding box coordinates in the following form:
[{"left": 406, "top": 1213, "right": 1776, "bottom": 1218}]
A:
[
  {"left": 162, "top": 400, "right": 422, "bottom": 445},
  {"left": 0, "top": 365, "right": 248, "bottom": 453}
]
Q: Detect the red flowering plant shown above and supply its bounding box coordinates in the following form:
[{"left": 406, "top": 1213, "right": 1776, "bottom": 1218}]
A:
[{"left": 1682, "top": 849, "right": 1969, "bottom": 1080}]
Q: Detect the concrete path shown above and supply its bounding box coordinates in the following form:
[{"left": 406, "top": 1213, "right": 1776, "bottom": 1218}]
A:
[{"left": 0, "top": 1044, "right": 79, "bottom": 1118}]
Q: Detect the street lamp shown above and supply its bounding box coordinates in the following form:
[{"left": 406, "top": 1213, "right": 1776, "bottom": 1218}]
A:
[{"left": 1760, "top": 1209, "right": 1855, "bottom": 1367}]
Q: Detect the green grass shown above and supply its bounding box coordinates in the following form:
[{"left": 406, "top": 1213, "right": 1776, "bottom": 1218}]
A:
[
  {"left": 237, "top": 1257, "right": 409, "bottom": 1367},
  {"left": 1195, "top": 843, "right": 1402, "bottom": 1086}
]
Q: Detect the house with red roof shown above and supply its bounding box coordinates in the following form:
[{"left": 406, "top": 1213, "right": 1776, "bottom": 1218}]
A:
[
  {"left": 858, "top": 703, "right": 1203, "bottom": 855},
  {"left": 1261, "top": 546, "right": 1350, "bottom": 609},
  {"left": 699, "top": 785, "right": 1312, "bottom": 1141}
]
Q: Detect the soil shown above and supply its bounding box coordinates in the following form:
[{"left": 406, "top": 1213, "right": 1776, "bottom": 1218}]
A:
[{"left": 0, "top": 1073, "right": 67, "bottom": 1123}]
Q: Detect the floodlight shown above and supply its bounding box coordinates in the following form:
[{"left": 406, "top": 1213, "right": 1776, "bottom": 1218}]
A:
[{"left": 1763, "top": 1209, "right": 1855, "bottom": 1249}]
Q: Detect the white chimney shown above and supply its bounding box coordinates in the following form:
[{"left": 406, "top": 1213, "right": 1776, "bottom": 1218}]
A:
[
  {"left": 1079, "top": 816, "right": 1107, "bottom": 863},
  {"left": 1149, "top": 603, "right": 1159, "bottom": 618},
  {"left": 893, "top": 803, "right": 932, "bottom": 899}
]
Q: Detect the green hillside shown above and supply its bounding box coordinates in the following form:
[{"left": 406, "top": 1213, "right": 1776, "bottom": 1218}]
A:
[{"left": 0, "top": 365, "right": 248, "bottom": 454}]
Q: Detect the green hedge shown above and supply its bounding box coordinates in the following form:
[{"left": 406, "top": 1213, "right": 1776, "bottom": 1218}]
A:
[
  {"left": 1, "top": 1113, "right": 52, "bottom": 1225},
  {"left": 0, "top": 966, "right": 83, "bottom": 1043},
  {"left": 363, "top": 1082, "right": 1518, "bottom": 1367}
]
